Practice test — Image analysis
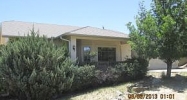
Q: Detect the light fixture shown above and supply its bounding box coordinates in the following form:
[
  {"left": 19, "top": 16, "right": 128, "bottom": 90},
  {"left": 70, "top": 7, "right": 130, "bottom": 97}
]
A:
[{"left": 73, "top": 45, "right": 75, "bottom": 51}]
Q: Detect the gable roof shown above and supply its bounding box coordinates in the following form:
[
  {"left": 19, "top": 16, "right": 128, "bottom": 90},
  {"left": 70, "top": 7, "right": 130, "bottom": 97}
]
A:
[
  {"left": 62, "top": 26, "right": 128, "bottom": 38},
  {"left": 1, "top": 21, "right": 80, "bottom": 38},
  {"left": 1, "top": 21, "right": 128, "bottom": 38}
]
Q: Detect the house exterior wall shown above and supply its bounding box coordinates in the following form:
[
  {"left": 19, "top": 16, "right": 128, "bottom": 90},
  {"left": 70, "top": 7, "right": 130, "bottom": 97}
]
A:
[
  {"left": 0, "top": 26, "right": 6, "bottom": 44},
  {"left": 70, "top": 36, "right": 77, "bottom": 61},
  {"left": 0, "top": 35, "right": 181, "bottom": 70},
  {"left": 53, "top": 38, "right": 69, "bottom": 54},
  {"left": 0, "top": 37, "right": 9, "bottom": 44},
  {"left": 121, "top": 44, "right": 131, "bottom": 60},
  {"left": 79, "top": 39, "right": 121, "bottom": 62},
  {"left": 53, "top": 38, "right": 66, "bottom": 46},
  {"left": 0, "top": 37, "right": 5, "bottom": 44},
  {"left": 148, "top": 59, "right": 178, "bottom": 70},
  {"left": 178, "top": 57, "right": 187, "bottom": 66},
  {"left": 74, "top": 37, "right": 131, "bottom": 62}
]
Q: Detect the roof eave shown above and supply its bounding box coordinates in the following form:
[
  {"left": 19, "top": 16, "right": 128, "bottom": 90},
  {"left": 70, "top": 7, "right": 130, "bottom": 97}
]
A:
[{"left": 61, "top": 33, "right": 129, "bottom": 39}]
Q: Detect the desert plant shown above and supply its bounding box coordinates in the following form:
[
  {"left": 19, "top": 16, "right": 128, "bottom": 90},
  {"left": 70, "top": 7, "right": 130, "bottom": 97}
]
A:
[{"left": 0, "top": 29, "right": 74, "bottom": 100}]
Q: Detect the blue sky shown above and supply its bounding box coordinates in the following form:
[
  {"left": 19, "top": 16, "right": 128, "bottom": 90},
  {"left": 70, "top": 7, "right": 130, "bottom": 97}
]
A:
[{"left": 0, "top": 0, "right": 151, "bottom": 33}]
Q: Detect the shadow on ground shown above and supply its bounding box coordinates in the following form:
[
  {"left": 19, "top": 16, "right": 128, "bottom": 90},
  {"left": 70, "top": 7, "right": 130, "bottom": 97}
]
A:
[
  {"left": 159, "top": 74, "right": 187, "bottom": 92},
  {"left": 133, "top": 73, "right": 187, "bottom": 93}
]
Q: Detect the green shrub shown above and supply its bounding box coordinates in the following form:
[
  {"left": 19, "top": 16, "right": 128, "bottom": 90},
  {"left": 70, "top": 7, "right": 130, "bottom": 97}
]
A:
[
  {"left": 0, "top": 30, "right": 74, "bottom": 100},
  {"left": 116, "top": 58, "right": 148, "bottom": 80},
  {"left": 0, "top": 75, "right": 7, "bottom": 95},
  {"left": 93, "top": 58, "right": 148, "bottom": 86},
  {"left": 127, "top": 58, "right": 148, "bottom": 79},
  {"left": 0, "top": 45, "right": 7, "bottom": 95},
  {"left": 71, "top": 65, "right": 95, "bottom": 91},
  {"left": 94, "top": 67, "right": 122, "bottom": 85}
]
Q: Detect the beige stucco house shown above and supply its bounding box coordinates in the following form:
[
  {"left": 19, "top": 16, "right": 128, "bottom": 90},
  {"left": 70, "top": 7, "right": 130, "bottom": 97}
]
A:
[
  {"left": 0, "top": 21, "right": 180, "bottom": 69},
  {"left": 0, "top": 21, "right": 131, "bottom": 64}
]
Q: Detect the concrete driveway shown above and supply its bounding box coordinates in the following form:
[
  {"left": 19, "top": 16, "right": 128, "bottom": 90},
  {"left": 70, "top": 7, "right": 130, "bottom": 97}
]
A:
[{"left": 148, "top": 68, "right": 187, "bottom": 72}]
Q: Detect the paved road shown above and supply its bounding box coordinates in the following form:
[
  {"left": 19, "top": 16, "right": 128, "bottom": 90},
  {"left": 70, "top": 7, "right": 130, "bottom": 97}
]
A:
[{"left": 148, "top": 68, "right": 187, "bottom": 72}]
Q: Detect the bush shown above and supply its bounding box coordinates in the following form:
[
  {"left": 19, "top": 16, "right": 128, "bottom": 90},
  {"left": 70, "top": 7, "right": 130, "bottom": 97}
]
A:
[
  {"left": 0, "top": 45, "right": 7, "bottom": 96},
  {"left": 71, "top": 65, "right": 95, "bottom": 91},
  {"left": 95, "top": 58, "right": 148, "bottom": 84},
  {"left": 115, "top": 58, "right": 148, "bottom": 80},
  {"left": 94, "top": 67, "right": 123, "bottom": 85},
  {"left": 0, "top": 75, "right": 7, "bottom": 96},
  {"left": 0, "top": 30, "right": 74, "bottom": 100}
]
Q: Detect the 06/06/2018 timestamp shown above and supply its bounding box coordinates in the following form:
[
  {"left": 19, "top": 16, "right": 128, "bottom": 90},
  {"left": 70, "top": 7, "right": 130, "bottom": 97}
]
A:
[{"left": 128, "top": 93, "right": 175, "bottom": 99}]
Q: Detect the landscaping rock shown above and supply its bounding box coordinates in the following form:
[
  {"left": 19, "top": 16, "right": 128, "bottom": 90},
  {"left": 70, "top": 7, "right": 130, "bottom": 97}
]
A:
[
  {"left": 131, "top": 87, "right": 148, "bottom": 93},
  {"left": 178, "top": 90, "right": 184, "bottom": 93}
]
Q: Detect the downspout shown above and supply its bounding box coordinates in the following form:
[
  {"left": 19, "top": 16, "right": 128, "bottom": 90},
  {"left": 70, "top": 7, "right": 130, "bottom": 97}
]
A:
[{"left": 60, "top": 36, "right": 71, "bottom": 54}]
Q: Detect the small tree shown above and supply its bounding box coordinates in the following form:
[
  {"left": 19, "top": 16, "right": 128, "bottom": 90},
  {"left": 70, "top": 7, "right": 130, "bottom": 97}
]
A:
[
  {"left": 127, "top": 0, "right": 187, "bottom": 77},
  {"left": 0, "top": 29, "right": 74, "bottom": 100}
]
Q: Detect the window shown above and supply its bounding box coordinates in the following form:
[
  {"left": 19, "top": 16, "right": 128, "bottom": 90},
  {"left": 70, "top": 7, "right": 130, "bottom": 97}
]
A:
[
  {"left": 98, "top": 47, "right": 116, "bottom": 61},
  {"left": 83, "top": 46, "right": 91, "bottom": 62}
]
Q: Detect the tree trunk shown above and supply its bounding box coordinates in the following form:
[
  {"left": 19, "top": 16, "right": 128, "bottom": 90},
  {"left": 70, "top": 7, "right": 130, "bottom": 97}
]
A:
[{"left": 166, "top": 59, "right": 172, "bottom": 78}]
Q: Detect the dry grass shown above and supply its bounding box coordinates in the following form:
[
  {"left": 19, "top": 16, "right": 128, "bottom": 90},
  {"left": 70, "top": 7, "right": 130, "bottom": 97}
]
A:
[
  {"left": 57, "top": 72, "right": 187, "bottom": 100},
  {"left": 57, "top": 82, "right": 133, "bottom": 100}
]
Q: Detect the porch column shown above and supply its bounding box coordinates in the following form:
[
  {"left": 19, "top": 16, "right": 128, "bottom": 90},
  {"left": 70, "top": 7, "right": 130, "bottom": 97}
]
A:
[
  {"left": 70, "top": 36, "right": 77, "bottom": 61},
  {"left": 121, "top": 44, "right": 131, "bottom": 61}
]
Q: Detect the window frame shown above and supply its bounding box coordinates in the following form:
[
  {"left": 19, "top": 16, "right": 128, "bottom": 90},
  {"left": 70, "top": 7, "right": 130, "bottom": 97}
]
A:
[
  {"left": 83, "top": 46, "right": 91, "bottom": 62},
  {"left": 98, "top": 47, "right": 116, "bottom": 62}
]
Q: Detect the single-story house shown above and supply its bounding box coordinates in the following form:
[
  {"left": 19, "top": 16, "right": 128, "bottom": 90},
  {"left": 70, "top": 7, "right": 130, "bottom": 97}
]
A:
[{"left": 0, "top": 21, "right": 179, "bottom": 69}]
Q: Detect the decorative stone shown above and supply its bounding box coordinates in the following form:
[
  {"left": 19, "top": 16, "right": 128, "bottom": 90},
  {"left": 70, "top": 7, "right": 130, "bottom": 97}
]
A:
[
  {"left": 131, "top": 87, "right": 148, "bottom": 93},
  {"left": 178, "top": 90, "right": 184, "bottom": 93}
]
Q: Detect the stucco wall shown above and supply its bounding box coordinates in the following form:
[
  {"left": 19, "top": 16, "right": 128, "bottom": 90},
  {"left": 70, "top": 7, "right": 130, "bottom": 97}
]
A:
[
  {"left": 148, "top": 58, "right": 178, "bottom": 70},
  {"left": 76, "top": 38, "right": 131, "bottom": 62},
  {"left": 0, "top": 37, "right": 9, "bottom": 44},
  {"left": 0, "top": 37, "right": 5, "bottom": 44},
  {"left": 121, "top": 44, "right": 131, "bottom": 61},
  {"left": 178, "top": 57, "right": 187, "bottom": 66},
  {"left": 53, "top": 38, "right": 68, "bottom": 47},
  {"left": 79, "top": 39, "right": 121, "bottom": 62}
]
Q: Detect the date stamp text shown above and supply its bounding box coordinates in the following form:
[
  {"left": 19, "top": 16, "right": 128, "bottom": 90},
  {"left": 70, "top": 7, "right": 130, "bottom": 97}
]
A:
[{"left": 128, "top": 93, "right": 175, "bottom": 99}]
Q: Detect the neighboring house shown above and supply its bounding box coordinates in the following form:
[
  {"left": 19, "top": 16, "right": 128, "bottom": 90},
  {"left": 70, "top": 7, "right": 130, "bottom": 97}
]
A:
[{"left": 0, "top": 21, "right": 179, "bottom": 69}]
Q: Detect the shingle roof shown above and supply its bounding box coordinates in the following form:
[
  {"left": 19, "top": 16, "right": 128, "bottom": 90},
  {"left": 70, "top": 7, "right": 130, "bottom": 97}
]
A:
[
  {"left": 1, "top": 21, "right": 128, "bottom": 38},
  {"left": 1, "top": 21, "right": 80, "bottom": 37},
  {"left": 63, "top": 26, "right": 128, "bottom": 38}
]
